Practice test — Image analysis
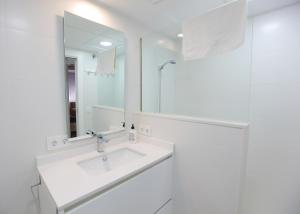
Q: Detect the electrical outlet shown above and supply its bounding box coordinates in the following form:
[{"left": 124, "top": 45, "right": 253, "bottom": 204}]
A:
[
  {"left": 46, "top": 135, "right": 69, "bottom": 151},
  {"left": 139, "top": 125, "right": 152, "bottom": 137}
]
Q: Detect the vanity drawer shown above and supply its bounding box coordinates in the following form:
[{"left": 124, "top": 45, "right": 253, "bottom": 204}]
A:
[{"left": 65, "top": 157, "right": 173, "bottom": 214}]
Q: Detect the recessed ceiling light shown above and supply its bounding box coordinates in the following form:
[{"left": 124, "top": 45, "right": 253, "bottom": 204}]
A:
[
  {"left": 177, "top": 33, "right": 183, "bottom": 38},
  {"left": 100, "top": 41, "right": 112, "bottom": 47},
  {"left": 149, "top": 0, "right": 164, "bottom": 5},
  {"left": 262, "top": 23, "right": 279, "bottom": 32}
]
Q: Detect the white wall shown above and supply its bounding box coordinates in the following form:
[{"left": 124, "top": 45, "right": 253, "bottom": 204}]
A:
[
  {"left": 112, "top": 53, "right": 125, "bottom": 108},
  {"left": 0, "top": 1, "right": 145, "bottom": 213},
  {"left": 92, "top": 106, "right": 124, "bottom": 132},
  {"left": 97, "top": 53, "right": 125, "bottom": 108},
  {"left": 135, "top": 114, "right": 248, "bottom": 214},
  {"left": 242, "top": 4, "right": 300, "bottom": 214}
]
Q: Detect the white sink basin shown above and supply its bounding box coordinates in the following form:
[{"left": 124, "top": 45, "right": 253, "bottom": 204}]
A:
[{"left": 78, "top": 148, "right": 145, "bottom": 176}]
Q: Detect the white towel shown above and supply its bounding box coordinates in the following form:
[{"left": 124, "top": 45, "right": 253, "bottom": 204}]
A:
[
  {"left": 96, "top": 48, "right": 116, "bottom": 75},
  {"left": 182, "top": 0, "right": 247, "bottom": 60}
]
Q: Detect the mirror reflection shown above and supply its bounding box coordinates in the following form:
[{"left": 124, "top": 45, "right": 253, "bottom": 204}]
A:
[
  {"left": 141, "top": 24, "right": 252, "bottom": 123},
  {"left": 64, "top": 12, "right": 125, "bottom": 138}
]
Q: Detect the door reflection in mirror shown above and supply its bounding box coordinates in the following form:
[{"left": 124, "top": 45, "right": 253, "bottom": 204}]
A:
[
  {"left": 65, "top": 57, "right": 78, "bottom": 137},
  {"left": 64, "top": 12, "right": 125, "bottom": 139}
]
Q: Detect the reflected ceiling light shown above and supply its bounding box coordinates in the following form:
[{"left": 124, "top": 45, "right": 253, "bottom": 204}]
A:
[
  {"left": 177, "top": 33, "right": 183, "bottom": 38},
  {"left": 157, "top": 40, "right": 165, "bottom": 45},
  {"left": 262, "top": 22, "right": 279, "bottom": 33},
  {"left": 100, "top": 41, "right": 112, "bottom": 47}
]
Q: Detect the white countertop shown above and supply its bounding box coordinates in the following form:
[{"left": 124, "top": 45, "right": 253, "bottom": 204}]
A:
[{"left": 36, "top": 138, "right": 174, "bottom": 210}]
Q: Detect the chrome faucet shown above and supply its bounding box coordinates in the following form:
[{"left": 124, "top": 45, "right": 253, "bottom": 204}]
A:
[
  {"left": 97, "top": 135, "right": 109, "bottom": 161},
  {"left": 86, "top": 128, "right": 126, "bottom": 153},
  {"left": 97, "top": 135, "right": 109, "bottom": 153},
  {"left": 86, "top": 130, "right": 107, "bottom": 153}
]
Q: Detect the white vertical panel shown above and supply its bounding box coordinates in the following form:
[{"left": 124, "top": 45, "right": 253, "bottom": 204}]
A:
[
  {"left": 242, "top": 4, "right": 300, "bottom": 214},
  {"left": 136, "top": 114, "right": 248, "bottom": 214}
]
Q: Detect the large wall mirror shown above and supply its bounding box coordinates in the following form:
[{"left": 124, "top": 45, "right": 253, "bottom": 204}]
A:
[
  {"left": 141, "top": 23, "right": 252, "bottom": 123},
  {"left": 64, "top": 12, "right": 125, "bottom": 138}
]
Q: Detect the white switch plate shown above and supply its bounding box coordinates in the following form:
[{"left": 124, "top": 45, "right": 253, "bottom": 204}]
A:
[
  {"left": 46, "top": 134, "right": 69, "bottom": 151},
  {"left": 139, "top": 125, "right": 152, "bottom": 137}
]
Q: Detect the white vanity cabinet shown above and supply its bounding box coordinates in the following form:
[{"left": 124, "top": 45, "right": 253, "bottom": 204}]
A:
[{"left": 39, "top": 157, "right": 173, "bottom": 214}]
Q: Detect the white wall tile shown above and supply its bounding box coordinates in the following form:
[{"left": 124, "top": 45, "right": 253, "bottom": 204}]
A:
[
  {"left": 0, "top": 1, "right": 144, "bottom": 214},
  {"left": 251, "top": 4, "right": 300, "bottom": 85},
  {"left": 0, "top": 28, "right": 67, "bottom": 214},
  {"left": 242, "top": 4, "right": 300, "bottom": 214},
  {"left": 0, "top": 0, "right": 4, "bottom": 27},
  {"left": 3, "top": 0, "right": 65, "bottom": 37},
  {"left": 1, "top": 1, "right": 300, "bottom": 214},
  {"left": 136, "top": 114, "right": 248, "bottom": 214}
]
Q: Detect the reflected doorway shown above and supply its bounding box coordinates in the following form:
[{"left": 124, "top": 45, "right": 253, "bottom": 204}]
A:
[{"left": 65, "top": 57, "right": 78, "bottom": 137}]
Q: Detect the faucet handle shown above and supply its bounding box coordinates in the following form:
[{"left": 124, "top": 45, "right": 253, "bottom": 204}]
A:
[
  {"left": 98, "top": 135, "right": 109, "bottom": 143},
  {"left": 86, "top": 129, "right": 96, "bottom": 137},
  {"left": 121, "top": 122, "right": 125, "bottom": 128}
]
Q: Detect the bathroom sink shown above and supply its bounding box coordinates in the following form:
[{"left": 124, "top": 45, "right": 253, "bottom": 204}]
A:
[{"left": 78, "top": 148, "right": 145, "bottom": 176}]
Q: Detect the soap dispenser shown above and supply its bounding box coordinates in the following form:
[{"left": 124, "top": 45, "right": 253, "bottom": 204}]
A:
[{"left": 129, "top": 124, "right": 137, "bottom": 143}]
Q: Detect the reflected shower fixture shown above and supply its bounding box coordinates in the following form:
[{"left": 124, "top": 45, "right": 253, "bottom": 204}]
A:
[
  {"left": 158, "top": 60, "right": 176, "bottom": 72},
  {"left": 158, "top": 60, "right": 177, "bottom": 113}
]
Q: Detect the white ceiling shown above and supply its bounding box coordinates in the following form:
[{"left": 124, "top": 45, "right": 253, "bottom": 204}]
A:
[
  {"left": 97, "top": 0, "right": 300, "bottom": 38},
  {"left": 64, "top": 12, "right": 125, "bottom": 54}
]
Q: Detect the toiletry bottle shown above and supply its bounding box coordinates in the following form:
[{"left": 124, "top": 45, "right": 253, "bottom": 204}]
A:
[{"left": 129, "top": 124, "right": 137, "bottom": 143}]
